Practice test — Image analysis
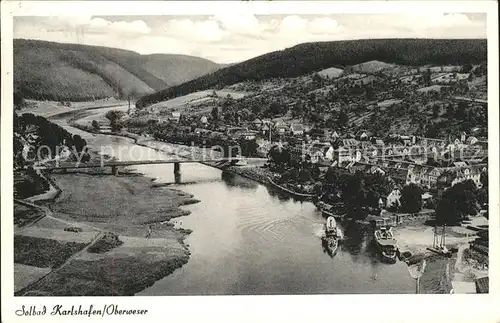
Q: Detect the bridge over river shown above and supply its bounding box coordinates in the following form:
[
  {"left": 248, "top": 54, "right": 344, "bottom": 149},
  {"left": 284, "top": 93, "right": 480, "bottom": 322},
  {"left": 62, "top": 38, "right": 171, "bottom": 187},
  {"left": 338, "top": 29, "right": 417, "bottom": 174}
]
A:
[{"left": 32, "top": 157, "right": 268, "bottom": 175}]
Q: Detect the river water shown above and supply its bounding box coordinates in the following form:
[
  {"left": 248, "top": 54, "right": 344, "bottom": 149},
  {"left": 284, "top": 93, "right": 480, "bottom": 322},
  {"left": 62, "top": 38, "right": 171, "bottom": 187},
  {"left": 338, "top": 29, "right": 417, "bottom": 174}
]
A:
[{"left": 54, "top": 109, "right": 416, "bottom": 295}]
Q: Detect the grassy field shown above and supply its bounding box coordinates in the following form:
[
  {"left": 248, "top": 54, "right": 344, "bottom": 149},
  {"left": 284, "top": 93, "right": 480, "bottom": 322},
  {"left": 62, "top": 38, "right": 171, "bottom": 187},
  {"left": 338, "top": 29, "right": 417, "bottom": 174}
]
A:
[
  {"left": 14, "top": 204, "right": 45, "bottom": 229},
  {"left": 14, "top": 235, "right": 87, "bottom": 268},
  {"left": 419, "top": 254, "right": 455, "bottom": 293},
  {"left": 14, "top": 264, "right": 52, "bottom": 292},
  {"left": 19, "top": 250, "right": 189, "bottom": 296},
  {"left": 49, "top": 173, "right": 195, "bottom": 228},
  {"left": 15, "top": 171, "right": 196, "bottom": 296}
]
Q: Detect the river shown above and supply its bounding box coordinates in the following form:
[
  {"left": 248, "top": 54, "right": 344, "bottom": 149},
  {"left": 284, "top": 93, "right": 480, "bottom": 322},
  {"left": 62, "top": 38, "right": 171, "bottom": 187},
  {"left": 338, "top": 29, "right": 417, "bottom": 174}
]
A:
[{"left": 52, "top": 108, "right": 416, "bottom": 295}]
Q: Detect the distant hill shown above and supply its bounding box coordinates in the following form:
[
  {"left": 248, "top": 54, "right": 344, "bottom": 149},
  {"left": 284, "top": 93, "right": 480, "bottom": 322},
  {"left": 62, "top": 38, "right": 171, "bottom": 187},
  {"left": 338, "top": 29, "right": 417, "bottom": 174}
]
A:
[
  {"left": 14, "top": 39, "right": 222, "bottom": 101},
  {"left": 136, "top": 38, "right": 487, "bottom": 108},
  {"left": 141, "top": 54, "right": 222, "bottom": 87},
  {"left": 351, "top": 60, "right": 396, "bottom": 74}
]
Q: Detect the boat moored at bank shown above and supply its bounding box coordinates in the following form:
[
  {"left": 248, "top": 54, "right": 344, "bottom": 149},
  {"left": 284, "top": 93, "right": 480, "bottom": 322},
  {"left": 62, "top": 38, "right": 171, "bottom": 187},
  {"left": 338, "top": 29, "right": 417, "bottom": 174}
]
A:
[{"left": 374, "top": 225, "right": 398, "bottom": 263}]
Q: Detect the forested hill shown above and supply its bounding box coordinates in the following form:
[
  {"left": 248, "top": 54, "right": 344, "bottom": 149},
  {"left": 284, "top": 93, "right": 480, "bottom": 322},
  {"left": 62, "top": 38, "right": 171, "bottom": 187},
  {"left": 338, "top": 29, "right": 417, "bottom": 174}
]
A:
[
  {"left": 14, "top": 39, "right": 222, "bottom": 101},
  {"left": 136, "top": 38, "right": 487, "bottom": 109}
]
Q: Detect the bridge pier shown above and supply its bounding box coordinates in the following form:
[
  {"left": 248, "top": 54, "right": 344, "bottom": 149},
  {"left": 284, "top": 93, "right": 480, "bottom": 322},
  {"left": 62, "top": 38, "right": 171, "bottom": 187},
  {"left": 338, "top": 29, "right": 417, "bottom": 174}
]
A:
[
  {"left": 111, "top": 165, "right": 119, "bottom": 176},
  {"left": 174, "top": 162, "right": 181, "bottom": 176}
]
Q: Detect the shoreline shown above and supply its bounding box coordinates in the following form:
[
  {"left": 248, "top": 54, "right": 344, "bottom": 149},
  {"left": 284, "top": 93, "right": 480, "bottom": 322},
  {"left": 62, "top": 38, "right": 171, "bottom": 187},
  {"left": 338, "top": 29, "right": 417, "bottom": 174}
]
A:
[
  {"left": 14, "top": 166, "right": 200, "bottom": 296},
  {"left": 15, "top": 105, "right": 204, "bottom": 296}
]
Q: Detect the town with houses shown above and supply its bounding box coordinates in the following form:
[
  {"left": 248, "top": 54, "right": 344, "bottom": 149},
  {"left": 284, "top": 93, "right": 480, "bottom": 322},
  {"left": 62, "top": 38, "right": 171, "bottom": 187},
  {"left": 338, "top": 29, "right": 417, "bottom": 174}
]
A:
[{"left": 125, "top": 62, "right": 489, "bottom": 211}]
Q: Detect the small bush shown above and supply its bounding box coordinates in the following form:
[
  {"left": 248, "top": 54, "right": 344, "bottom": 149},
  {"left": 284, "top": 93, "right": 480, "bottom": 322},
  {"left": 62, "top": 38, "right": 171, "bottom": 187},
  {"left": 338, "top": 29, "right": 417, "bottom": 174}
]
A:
[
  {"left": 87, "top": 232, "right": 123, "bottom": 253},
  {"left": 64, "top": 226, "right": 83, "bottom": 233}
]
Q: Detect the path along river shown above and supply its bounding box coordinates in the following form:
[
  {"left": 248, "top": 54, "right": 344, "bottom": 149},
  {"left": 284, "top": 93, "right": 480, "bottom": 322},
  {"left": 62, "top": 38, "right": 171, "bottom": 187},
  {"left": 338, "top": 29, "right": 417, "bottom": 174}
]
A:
[{"left": 52, "top": 107, "right": 416, "bottom": 295}]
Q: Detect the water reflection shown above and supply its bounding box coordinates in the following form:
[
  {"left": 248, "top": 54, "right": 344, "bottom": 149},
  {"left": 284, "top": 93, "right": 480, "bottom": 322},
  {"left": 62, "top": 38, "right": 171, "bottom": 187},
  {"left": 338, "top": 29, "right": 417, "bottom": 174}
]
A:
[
  {"left": 340, "top": 220, "right": 368, "bottom": 259},
  {"left": 174, "top": 172, "right": 182, "bottom": 184},
  {"left": 221, "top": 171, "right": 259, "bottom": 190},
  {"left": 321, "top": 240, "right": 339, "bottom": 259},
  {"left": 263, "top": 186, "right": 310, "bottom": 204}
]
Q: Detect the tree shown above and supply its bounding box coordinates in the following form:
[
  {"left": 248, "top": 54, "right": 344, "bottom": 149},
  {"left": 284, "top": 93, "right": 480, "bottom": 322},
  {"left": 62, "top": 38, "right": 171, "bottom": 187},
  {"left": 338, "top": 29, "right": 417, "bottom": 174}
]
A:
[
  {"left": 239, "top": 138, "right": 258, "bottom": 157},
  {"left": 105, "top": 110, "right": 125, "bottom": 124},
  {"left": 435, "top": 197, "right": 457, "bottom": 225},
  {"left": 455, "top": 102, "right": 468, "bottom": 119},
  {"left": 323, "top": 167, "right": 341, "bottom": 195},
  {"left": 13, "top": 135, "right": 25, "bottom": 168},
  {"left": 337, "top": 110, "right": 349, "bottom": 128},
  {"left": 312, "top": 73, "right": 323, "bottom": 87},
  {"left": 436, "top": 180, "right": 479, "bottom": 224},
  {"left": 422, "top": 69, "right": 432, "bottom": 86},
  {"left": 432, "top": 104, "right": 441, "bottom": 118},
  {"left": 291, "top": 101, "right": 304, "bottom": 118},
  {"left": 445, "top": 104, "right": 456, "bottom": 118},
  {"left": 72, "top": 134, "right": 86, "bottom": 153},
  {"left": 211, "top": 107, "right": 219, "bottom": 122},
  {"left": 268, "top": 146, "right": 290, "bottom": 170},
  {"left": 365, "top": 86, "right": 375, "bottom": 100},
  {"left": 250, "top": 103, "right": 261, "bottom": 116},
  {"left": 268, "top": 102, "right": 284, "bottom": 116},
  {"left": 480, "top": 170, "right": 488, "bottom": 189},
  {"left": 14, "top": 92, "right": 24, "bottom": 108},
  {"left": 223, "top": 94, "right": 234, "bottom": 110},
  {"left": 105, "top": 110, "right": 125, "bottom": 132},
  {"left": 400, "top": 183, "right": 423, "bottom": 213},
  {"left": 477, "top": 188, "right": 488, "bottom": 207},
  {"left": 461, "top": 64, "right": 473, "bottom": 73}
]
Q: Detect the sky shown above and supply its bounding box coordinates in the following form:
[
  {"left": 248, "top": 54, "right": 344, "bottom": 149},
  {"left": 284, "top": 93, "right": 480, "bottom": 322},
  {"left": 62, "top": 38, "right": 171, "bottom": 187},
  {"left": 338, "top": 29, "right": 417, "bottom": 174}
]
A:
[{"left": 14, "top": 13, "right": 487, "bottom": 64}]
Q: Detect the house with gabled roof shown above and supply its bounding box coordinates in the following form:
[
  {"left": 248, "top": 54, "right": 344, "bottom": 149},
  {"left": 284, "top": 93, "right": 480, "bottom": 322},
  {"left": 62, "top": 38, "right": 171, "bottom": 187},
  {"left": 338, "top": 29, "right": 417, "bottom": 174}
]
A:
[
  {"left": 309, "top": 143, "right": 334, "bottom": 163},
  {"left": 340, "top": 138, "right": 359, "bottom": 148},
  {"left": 274, "top": 120, "right": 288, "bottom": 135},
  {"left": 406, "top": 164, "right": 443, "bottom": 189},
  {"left": 356, "top": 130, "right": 372, "bottom": 141},
  {"left": 436, "top": 164, "right": 485, "bottom": 192},
  {"left": 290, "top": 123, "right": 305, "bottom": 136}
]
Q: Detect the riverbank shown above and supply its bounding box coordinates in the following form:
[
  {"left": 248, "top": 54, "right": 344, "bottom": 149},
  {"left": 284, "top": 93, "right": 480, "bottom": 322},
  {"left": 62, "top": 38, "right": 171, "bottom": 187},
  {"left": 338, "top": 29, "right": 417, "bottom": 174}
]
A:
[
  {"left": 14, "top": 102, "right": 205, "bottom": 295},
  {"left": 14, "top": 166, "right": 200, "bottom": 296}
]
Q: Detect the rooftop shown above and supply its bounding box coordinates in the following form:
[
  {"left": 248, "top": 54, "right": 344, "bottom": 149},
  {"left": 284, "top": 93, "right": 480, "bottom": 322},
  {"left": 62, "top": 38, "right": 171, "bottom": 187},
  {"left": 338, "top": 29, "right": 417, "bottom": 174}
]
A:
[{"left": 290, "top": 124, "right": 305, "bottom": 132}]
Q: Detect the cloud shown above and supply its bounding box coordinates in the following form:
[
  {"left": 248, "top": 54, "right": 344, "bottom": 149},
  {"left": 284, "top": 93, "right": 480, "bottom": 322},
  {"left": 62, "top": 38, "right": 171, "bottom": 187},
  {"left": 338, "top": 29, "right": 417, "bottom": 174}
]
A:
[
  {"left": 116, "top": 20, "right": 150, "bottom": 35},
  {"left": 426, "top": 13, "right": 474, "bottom": 28},
  {"left": 33, "top": 16, "right": 151, "bottom": 37},
  {"left": 14, "top": 13, "right": 486, "bottom": 64},
  {"left": 362, "top": 13, "right": 480, "bottom": 32},
  {"left": 213, "top": 13, "right": 264, "bottom": 35},
  {"left": 309, "top": 17, "right": 340, "bottom": 34},
  {"left": 162, "top": 18, "right": 228, "bottom": 42},
  {"left": 274, "top": 15, "right": 343, "bottom": 39},
  {"left": 279, "top": 15, "right": 309, "bottom": 33}
]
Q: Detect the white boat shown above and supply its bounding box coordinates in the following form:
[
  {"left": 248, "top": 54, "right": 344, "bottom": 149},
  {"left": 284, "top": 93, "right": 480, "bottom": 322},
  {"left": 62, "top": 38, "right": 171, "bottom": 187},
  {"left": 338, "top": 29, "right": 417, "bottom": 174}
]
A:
[
  {"left": 322, "top": 216, "right": 342, "bottom": 256},
  {"left": 374, "top": 226, "right": 398, "bottom": 263}
]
